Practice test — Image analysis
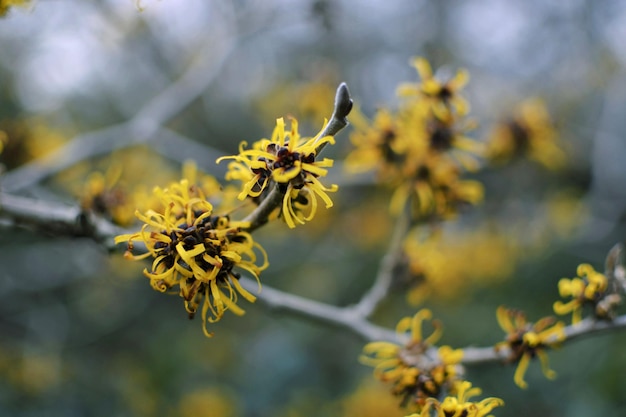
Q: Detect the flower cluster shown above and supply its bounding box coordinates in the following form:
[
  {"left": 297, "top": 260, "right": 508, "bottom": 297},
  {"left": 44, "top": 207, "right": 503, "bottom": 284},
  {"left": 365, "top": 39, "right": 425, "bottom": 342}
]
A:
[
  {"left": 218, "top": 117, "right": 338, "bottom": 228},
  {"left": 406, "top": 381, "right": 503, "bottom": 417},
  {"left": 115, "top": 177, "right": 268, "bottom": 337},
  {"left": 485, "top": 98, "right": 564, "bottom": 169},
  {"left": 495, "top": 306, "right": 565, "bottom": 389},
  {"left": 397, "top": 57, "right": 471, "bottom": 120},
  {"left": 553, "top": 263, "right": 621, "bottom": 324},
  {"left": 346, "top": 57, "right": 483, "bottom": 221},
  {"left": 361, "top": 309, "right": 464, "bottom": 411}
]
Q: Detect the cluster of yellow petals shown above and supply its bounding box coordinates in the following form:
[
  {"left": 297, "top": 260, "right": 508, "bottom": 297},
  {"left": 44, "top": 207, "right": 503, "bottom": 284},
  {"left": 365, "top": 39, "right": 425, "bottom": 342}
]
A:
[
  {"left": 495, "top": 306, "right": 565, "bottom": 389},
  {"left": 406, "top": 381, "right": 503, "bottom": 417},
  {"left": 397, "top": 57, "right": 471, "bottom": 120},
  {"left": 81, "top": 163, "right": 136, "bottom": 227},
  {"left": 218, "top": 117, "right": 338, "bottom": 228},
  {"left": 114, "top": 177, "right": 268, "bottom": 337},
  {"left": 361, "top": 309, "right": 464, "bottom": 410},
  {"left": 554, "top": 263, "right": 619, "bottom": 324},
  {"left": 485, "top": 98, "right": 565, "bottom": 169},
  {"left": 346, "top": 57, "right": 483, "bottom": 221}
]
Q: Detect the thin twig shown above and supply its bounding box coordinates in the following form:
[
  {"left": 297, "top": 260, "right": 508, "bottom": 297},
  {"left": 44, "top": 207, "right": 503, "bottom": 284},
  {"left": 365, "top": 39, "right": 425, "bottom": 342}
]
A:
[
  {"left": 314, "top": 82, "right": 353, "bottom": 153},
  {"left": 461, "top": 314, "right": 626, "bottom": 365},
  {"left": 1, "top": 36, "right": 238, "bottom": 193},
  {"left": 0, "top": 190, "right": 396, "bottom": 342},
  {"left": 4, "top": 191, "right": 626, "bottom": 354},
  {"left": 350, "top": 208, "right": 410, "bottom": 319},
  {"left": 241, "top": 186, "right": 284, "bottom": 232},
  {"left": 239, "top": 277, "right": 398, "bottom": 343},
  {"left": 0, "top": 193, "right": 125, "bottom": 248}
]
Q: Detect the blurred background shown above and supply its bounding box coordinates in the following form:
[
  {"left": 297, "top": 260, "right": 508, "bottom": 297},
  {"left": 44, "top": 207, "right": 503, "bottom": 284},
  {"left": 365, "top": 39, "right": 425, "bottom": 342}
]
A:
[{"left": 1, "top": 0, "right": 626, "bottom": 416}]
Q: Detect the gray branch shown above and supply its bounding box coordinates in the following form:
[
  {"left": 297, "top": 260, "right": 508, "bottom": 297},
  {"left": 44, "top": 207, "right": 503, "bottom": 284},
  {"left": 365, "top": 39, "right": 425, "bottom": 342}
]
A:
[
  {"left": 0, "top": 192, "right": 125, "bottom": 248},
  {"left": 349, "top": 208, "right": 410, "bottom": 318},
  {"left": 461, "top": 314, "right": 626, "bottom": 365},
  {"left": 239, "top": 277, "right": 398, "bottom": 343},
  {"left": 1, "top": 35, "right": 238, "bottom": 193}
]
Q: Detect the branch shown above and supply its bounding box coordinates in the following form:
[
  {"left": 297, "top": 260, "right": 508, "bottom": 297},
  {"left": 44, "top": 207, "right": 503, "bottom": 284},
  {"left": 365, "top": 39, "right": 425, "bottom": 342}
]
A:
[
  {"left": 239, "top": 277, "right": 398, "bottom": 343},
  {"left": 315, "top": 82, "right": 353, "bottom": 153},
  {"left": 461, "top": 315, "right": 626, "bottom": 365},
  {"left": 1, "top": 36, "right": 238, "bottom": 193},
  {"left": 242, "top": 186, "right": 284, "bottom": 232},
  {"left": 242, "top": 82, "right": 353, "bottom": 232},
  {"left": 0, "top": 192, "right": 125, "bottom": 248},
  {"left": 0, "top": 188, "right": 400, "bottom": 344},
  {"left": 350, "top": 208, "right": 410, "bottom": 318},
  {"left": 0, "top": 190, "right": 397, "bottom": 342}
]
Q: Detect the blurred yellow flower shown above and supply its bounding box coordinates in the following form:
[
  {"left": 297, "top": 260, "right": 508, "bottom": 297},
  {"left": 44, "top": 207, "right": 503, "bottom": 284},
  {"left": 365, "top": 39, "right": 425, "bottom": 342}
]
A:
[
  {"left": 173, "top": 387, "right": 237, "bottom": 417},
  {"left": 486, "top": 98, "right": 565, "bottom": 169},
  {"left": 404, "top": 229, "right": 516, "bottom": 304},
  {"left": 345, "top": 57, "right": 483, "bottom": 221},
  {"left": 398, "top": 57, "right": 471, "bottom": 119},
  {"left": 495, "top": 306, "right": 565, "bottom": 389},
  {"left": 0, "top": 0, "right": 30, "bottom": 16},
  {"left": 0, "top": 118, "right": 68, "bottom": 170},
  {"left": 80, "top": 162, "right": 136, "bottom": 226},
  {"left": 554, "top": 263, "right": 620, "bottom": 324},
  {"left": 339, "top": 380, "right": 405, "bottom": 417}
]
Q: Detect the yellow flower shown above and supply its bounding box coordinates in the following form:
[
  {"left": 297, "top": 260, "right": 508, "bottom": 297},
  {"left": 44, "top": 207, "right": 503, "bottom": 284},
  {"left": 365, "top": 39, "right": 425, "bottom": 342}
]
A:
[
  {"left": 435, "top": 380, "right": 504, "bottom": 417},
  {"left": 495, "top": 306, "right": 565, "bottom": 389},
  {"left": 390, "top": 155, "right": 484, "bottom": 220},
  {"left": 553, "top": 263, "right": 619, "bottom": 324},
  {"left": 405, "top": 381, "right": 503, "bottom": 417},
  {"left": 398, "top": 57, "right": 471, "bottom": 119},
  {"left": 218, "top": 117, "right": 338, "bottom": 228},
  {"left": 404, "top": 229, "right": 516, "bottom": 304},
  {"left": 338, "top": 379, "right": 406, "bottom": 417},
  {"left": 345, "top": 106, "right": 408, "bottom": 180},
  {"left": 345, "top": 57, "right": 483, "bottom": 221},
  {"left": 115, "top": 178, "right": 268, "bottom": 337},
  {"left": 81, "top": 163, "right": 136, "bottom": 227},
  {"left": 0, "top": 117, "right": 67, "bottom": 170},
  {"left": 486, "top": 98, "right": 565, "bottom": 169},
  {"left": 361, "top": 309, "right": 463, "bottom": 411},
  {"left": 0, "top": 0, "right": 29, "bottom": 16}
]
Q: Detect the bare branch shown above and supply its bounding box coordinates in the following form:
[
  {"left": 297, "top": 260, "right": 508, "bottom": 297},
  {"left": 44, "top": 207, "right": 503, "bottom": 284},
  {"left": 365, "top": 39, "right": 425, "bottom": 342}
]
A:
[
  {"left": 242, "top": 186, "right": 284, "bottom": 232},
  {"left": 1, "top": 37, "right": 238, "bottom": 193},
  {"left": 239, "top": 277, "right": 398, "bottom": 343},
  {"left": 0, "top": 187, "right": 399, "bottom": 343},
  {"left": 4, "top": 190, "right": 626, "bottom": 355},
  {"left": 461, "top": 315, "right": 626, "bottom": 366},
  {"left": 350, "top": 208, "right": 410, "bottom": 318},
  {"left": 0, "top": 193, "right": 125, "bottom": 248}
]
